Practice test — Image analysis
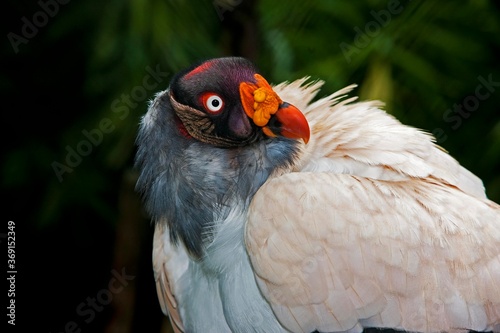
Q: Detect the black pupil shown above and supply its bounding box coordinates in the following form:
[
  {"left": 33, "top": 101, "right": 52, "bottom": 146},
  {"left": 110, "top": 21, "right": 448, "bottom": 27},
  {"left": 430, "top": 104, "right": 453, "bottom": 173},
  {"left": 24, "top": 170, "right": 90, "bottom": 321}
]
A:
[{"left": 211, "top": 99, "right": 220, "bottom": 108}]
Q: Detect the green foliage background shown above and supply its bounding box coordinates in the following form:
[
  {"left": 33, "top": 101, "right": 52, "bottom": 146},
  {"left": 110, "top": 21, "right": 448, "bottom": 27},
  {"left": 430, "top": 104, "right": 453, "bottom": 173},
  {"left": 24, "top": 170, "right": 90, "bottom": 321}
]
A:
[{"left": 3, "top": 0, "right": 500, "bottom": 332}]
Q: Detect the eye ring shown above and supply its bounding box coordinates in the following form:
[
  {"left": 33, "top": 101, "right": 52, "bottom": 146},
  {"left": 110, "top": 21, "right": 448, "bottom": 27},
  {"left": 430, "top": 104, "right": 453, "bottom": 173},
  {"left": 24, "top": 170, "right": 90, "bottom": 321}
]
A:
[{"left": 201, "top": 93, "right": 224, "bottom": 114}]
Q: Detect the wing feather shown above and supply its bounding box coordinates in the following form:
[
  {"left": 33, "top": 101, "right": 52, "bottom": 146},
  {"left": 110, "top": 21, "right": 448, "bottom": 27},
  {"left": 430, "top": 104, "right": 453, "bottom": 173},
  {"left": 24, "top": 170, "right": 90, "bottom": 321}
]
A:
[
  {"left": 246, "top": 172, "right": 500, "bottom": 333},
  {"left": 153, "top": 223, "right": 188, "bottom": 333}
]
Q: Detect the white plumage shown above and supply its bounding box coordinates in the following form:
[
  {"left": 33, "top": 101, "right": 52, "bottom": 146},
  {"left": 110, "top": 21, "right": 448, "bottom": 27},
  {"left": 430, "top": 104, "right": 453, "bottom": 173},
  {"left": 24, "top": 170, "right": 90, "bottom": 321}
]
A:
[{"left": 150, "top": 77, "right": 500, "bottom": 333}]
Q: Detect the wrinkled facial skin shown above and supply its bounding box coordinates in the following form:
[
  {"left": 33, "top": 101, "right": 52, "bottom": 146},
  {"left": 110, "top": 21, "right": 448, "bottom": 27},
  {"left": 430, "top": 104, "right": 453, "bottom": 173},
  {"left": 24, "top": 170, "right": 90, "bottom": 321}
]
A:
[{"left": 170, "top": 57, "right": 260, "bottom": 142}]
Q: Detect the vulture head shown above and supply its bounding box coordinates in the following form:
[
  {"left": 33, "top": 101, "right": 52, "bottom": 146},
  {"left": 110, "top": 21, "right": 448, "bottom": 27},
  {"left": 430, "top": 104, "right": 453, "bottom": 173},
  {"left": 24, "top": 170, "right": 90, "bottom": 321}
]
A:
[
  {"left": 168, "top": 57, "right": 310, "bottom": 147},
  {"left": 135, "top": 57, "right": 309, "bottom": 257}
]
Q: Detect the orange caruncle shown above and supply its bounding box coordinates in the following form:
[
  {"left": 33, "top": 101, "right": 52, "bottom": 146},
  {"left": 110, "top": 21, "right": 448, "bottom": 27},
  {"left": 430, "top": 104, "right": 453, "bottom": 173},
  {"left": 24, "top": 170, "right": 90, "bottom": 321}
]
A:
[{"left": 239, "top": 74, "right": 282, "bottom": 127}]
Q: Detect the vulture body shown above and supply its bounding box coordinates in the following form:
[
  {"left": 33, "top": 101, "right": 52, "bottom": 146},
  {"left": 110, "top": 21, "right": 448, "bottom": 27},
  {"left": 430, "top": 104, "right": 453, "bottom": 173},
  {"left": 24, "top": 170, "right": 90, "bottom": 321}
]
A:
[{"left": 135, "top": 57, "right": 500, "bottom": 333}]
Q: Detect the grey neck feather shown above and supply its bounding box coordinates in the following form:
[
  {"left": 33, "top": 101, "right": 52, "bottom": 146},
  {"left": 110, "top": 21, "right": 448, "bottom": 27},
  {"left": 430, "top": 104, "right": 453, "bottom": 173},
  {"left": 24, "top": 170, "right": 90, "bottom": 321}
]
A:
[{"left": 135, "top": 90, "right": 300, "bottom": 258}]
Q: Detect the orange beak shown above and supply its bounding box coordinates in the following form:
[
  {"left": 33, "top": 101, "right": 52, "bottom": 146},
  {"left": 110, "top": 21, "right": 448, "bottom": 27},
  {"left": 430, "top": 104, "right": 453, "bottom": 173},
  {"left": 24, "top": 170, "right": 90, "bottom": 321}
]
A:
[
  {"left": 271, "top": 103, "right": 310, "bottom": 144},
  {"left": 239, "top": 74, "right": 310, "bottom": 144}
]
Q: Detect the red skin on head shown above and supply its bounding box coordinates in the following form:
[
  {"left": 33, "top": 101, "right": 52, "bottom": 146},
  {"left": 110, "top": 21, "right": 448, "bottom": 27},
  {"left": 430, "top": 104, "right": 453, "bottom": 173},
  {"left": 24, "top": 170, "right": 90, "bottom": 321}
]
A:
[{"left": 184, "top": 61, "right": 215, "bottom": 80}]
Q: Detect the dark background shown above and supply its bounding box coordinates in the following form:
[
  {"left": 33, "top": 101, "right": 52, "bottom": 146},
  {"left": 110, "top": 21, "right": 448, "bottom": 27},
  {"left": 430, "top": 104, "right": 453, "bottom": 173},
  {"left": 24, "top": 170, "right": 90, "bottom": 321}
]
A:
[{"left": 2, "top": 0, "right": 500, "bottom": 332}]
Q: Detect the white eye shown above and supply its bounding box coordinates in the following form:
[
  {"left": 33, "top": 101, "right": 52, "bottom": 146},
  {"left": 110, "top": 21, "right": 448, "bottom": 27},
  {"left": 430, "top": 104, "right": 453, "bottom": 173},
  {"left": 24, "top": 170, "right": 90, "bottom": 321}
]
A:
[{"left": 203, "top": 94, "right": 224, "bottom": 114}]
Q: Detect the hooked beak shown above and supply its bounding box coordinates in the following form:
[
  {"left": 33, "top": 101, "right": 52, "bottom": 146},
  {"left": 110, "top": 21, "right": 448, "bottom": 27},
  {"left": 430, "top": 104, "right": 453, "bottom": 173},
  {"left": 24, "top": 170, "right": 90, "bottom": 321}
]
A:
[{"left": 239, "top": 74, "right": 310, "bottom": 144}]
